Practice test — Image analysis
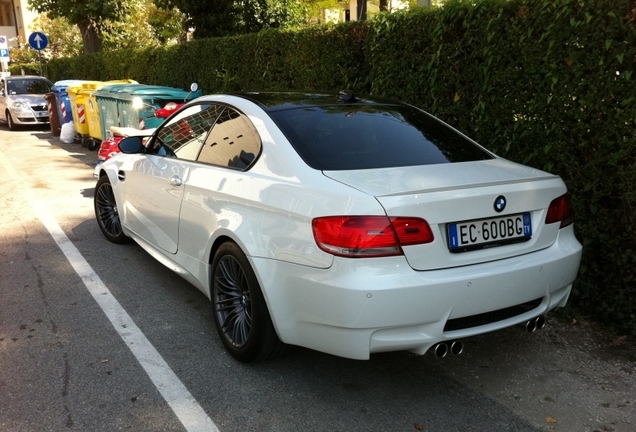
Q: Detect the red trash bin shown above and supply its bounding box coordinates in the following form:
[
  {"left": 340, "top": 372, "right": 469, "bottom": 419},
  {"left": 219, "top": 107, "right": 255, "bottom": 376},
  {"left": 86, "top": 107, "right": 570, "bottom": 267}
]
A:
[{"left": 45, "top": 92, "right": 61, "bottom": 136}]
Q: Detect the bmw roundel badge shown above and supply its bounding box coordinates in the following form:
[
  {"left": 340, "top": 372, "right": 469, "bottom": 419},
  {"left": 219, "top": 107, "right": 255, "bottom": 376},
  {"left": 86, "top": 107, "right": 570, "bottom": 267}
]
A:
[{"left": 494, "top": 195, "right": 506, "bottom": 212}]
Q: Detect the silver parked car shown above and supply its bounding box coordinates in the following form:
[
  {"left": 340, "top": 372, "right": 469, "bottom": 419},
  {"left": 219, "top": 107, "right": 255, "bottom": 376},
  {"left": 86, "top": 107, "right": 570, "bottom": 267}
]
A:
[{"left": 0, "top": 75, "right": 53, "bottom": 130}]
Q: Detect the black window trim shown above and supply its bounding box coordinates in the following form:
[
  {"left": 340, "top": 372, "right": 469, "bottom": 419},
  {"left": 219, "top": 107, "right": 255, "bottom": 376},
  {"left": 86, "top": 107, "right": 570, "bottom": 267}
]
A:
[{"left": 148, "top": 101, "right": 263, "bottom": 172}]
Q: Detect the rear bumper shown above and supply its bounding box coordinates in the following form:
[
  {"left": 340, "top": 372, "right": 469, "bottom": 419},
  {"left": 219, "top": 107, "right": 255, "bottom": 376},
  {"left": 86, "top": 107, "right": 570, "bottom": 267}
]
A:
[{"left": 252, "top": 225, "right": 582, "bottom": 360}]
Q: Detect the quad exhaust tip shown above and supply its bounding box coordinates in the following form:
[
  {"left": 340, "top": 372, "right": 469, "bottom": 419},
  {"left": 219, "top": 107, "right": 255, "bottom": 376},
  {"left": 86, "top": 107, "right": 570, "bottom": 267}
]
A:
[
  {"left": 433, "top": 340, "right": 463, "bottom": 358},
  {"left": 524, "top": 315, "right": 547, "bottom": 333},
  {"left": 432, "top": 316, "right": 546, "bottom": 358},
  {"left": 450, "top": 340, "right": 464, "bottom": 356}
]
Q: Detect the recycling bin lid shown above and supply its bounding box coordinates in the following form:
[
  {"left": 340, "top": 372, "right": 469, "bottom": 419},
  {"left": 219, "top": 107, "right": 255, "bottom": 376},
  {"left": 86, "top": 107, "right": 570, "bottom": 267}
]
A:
[
  {"left": 101, "top": 84, "right": 200, "bottom": 102},
  {"left": 52, "top": 79, "right": 85, "bottom": 93},
  {"left": 93, "top": 83, "right": 138, "bottom": 98}
]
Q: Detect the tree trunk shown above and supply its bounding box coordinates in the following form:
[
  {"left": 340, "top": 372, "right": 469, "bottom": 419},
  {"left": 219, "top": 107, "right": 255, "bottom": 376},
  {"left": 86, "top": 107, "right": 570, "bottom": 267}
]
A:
[
  {"left": 179, "top": 16, "right": 190, "bottom": 43},
  {"left": 356, "top": 0, "right": 367, "bottom": 20},
  {"left": 77, "top": 18, "right": 103, "bottom": 54},
  {"left": 380, "top": 0, "right": 389, "bottom": 12}
]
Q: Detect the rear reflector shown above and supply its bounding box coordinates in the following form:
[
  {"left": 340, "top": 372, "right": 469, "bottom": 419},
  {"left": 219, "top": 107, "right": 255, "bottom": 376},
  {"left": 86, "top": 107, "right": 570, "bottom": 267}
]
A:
[
  {"left": 312, "top": 216, "right": 433, "bottom": 258},
  {"left": 545, "top": 194, "right": 574, "bottom": 228}
]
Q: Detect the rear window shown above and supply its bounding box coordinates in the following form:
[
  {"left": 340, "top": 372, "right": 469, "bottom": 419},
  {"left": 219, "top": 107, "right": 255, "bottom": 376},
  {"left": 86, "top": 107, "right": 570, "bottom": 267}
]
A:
[{"left": 268, "top": 104, "right": 493, "bottom": 170}]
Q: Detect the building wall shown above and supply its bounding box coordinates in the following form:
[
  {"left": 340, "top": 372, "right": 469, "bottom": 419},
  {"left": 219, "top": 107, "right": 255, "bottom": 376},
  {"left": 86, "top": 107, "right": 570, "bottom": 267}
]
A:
[
  {"left": 326, "top": 1, "right": 411, "bottom": 24},
  {"left": 0, "top": 0, "right": 37, "bottom": 47}
]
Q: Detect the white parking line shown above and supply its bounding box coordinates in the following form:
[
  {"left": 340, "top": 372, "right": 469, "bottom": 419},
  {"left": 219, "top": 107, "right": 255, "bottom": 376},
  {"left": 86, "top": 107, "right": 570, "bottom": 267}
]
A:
[{"left": 0, "top": 150, "right": 219, "bottom": 432}]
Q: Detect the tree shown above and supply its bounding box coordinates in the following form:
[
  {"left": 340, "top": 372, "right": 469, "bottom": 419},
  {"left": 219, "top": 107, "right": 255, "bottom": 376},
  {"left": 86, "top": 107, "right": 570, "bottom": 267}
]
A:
[
  {"left": 26, "top": 0, "right": 185, "bottom": 54},
  {"left": 101, "top": 0, "right": 187, "bottom": 48},
  {"left": 147, "top": 3, "right": 188, "bottom": 44},
  {"left": 101, "top": 0, "right": 158, "bottom": 50},
  {"left": 238, "top": 0, "right": 307, "bottom": 33},
  {"left": 154, "top": 0, "right": 237, "bottom": 38},
  {"left": 156, "top": 0, "right": 307, "bottom": 38},
  {"left": 11, "top": 13, "right": 82, "bottom": 63},
  {"left": 27, "top": 0, "right": 125, "bottom": 53}
]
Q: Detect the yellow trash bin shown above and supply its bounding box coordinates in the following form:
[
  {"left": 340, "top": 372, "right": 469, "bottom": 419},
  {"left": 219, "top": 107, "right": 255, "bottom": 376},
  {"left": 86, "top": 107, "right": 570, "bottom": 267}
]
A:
[
  {"left": 67, "top": 81, "right": 94, "bottom": 141},
  {"left": 85, "top": 83, "right": 105, "bottom": 144},
  {"left": 68, "top": 80, "right": 137, "bottom": 149}
]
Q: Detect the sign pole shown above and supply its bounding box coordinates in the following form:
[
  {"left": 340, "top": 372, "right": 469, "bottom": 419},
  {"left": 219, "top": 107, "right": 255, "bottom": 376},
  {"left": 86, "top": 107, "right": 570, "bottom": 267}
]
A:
[
  {"left": 28, "top": 32, "right": 49, "bottom": 76},
  {"left": 0, "top": 36, "right": 9, "bottom": 71}
]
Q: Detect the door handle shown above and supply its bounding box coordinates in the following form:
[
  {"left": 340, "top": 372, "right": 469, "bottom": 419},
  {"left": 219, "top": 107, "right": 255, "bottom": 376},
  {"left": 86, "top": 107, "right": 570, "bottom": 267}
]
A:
[{"left": 169, "top": 175, "right": 183, "bottom": 187}]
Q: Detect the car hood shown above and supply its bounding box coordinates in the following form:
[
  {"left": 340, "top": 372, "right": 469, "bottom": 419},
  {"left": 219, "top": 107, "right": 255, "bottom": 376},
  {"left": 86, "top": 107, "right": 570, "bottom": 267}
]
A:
[{"left": 9, "top": 94, "right": 47, "bottom": 105}]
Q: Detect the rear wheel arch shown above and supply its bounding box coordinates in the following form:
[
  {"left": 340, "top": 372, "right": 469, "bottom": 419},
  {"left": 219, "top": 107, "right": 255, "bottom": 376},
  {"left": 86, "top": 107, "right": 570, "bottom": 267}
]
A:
[
  {"left": 210, "top": 239, "right": 286, "bottom": 362},
  {"left": 208, "top": 235, "right": 234, "bottom": 265}
]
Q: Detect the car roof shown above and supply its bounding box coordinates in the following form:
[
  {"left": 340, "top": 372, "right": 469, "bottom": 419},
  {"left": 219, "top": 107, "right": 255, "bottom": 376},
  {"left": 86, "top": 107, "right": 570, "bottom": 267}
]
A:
[
  {"left": 231, "top": 91, "right": 402, "bottom": 112},
  {"left": 5, "top": 75, "right": 51, "bottom": 81}
]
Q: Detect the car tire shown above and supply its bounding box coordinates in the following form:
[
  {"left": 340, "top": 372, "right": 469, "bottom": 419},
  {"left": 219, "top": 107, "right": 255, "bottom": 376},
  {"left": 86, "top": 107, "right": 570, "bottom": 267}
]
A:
[
  {"left": 6, "top": 111, "right": 17, "bottom": 131},
  {"left": 211, "top": 242, "right": 286, "bottom": 362},
  {"left": 94, "top": 175, "right": 129, "bottom": 244}
]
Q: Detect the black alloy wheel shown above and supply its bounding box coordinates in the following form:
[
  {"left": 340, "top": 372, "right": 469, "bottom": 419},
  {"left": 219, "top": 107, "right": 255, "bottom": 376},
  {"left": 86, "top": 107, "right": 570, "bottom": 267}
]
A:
[
  {"left": 215, "top": 254, "right": 252, "bottom": 348},
  {"left": 212, "top": 242, "right": 286, "bottom": 362},
  {"left": 94, "top": 176, "right": 129, "bottom": 244}
]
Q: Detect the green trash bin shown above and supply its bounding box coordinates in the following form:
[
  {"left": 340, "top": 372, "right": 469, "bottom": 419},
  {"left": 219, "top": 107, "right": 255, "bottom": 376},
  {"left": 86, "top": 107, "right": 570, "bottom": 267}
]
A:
[
  {"left": 116, "top": 84, "right": 202, "bottom": 130},
  {"left": 95, "top": 84, "right": 202, "bottom": 137},
  {"left": 94, "top": 84, "right": 136, "bottom": 139}
]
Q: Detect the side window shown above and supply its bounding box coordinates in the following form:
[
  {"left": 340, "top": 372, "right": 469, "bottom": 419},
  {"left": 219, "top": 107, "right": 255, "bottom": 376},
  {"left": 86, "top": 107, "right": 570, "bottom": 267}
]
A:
[
  {"left": 5, "top": 80, "right": 16, "bottom": 95},
  {"left": 197, "top": 108, "right": 261, "bottom": 170},
  {"left": 151, "top": 104, "right": 223, "bottom": 161}
]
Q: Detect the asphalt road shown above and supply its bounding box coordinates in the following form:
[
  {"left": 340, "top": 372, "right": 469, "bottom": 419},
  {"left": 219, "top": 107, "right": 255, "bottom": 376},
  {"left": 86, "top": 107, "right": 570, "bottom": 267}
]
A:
[{"left": 1, "top": 125, "right": 634, "bottom": 432}]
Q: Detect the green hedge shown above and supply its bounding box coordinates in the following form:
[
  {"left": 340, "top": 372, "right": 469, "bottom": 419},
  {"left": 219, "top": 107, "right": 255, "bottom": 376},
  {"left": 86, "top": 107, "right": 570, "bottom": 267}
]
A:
[
  {"left": 39, "top": 0, "right": 636, "bottom": 336},
  {"left": 43, "top": 22, "right": 370, "bottom": 93},
  {"left": 367, "top": 0, "right": 636, "bottom": 336},
  {"left": 8, "top": 63, "right": 41, "bottom": 76}
]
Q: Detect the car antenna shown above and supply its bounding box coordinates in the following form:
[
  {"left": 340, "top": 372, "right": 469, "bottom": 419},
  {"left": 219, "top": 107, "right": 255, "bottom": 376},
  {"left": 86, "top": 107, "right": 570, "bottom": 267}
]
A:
[{"left": 338, "top": 90, "right": 356, "bottom": 103}]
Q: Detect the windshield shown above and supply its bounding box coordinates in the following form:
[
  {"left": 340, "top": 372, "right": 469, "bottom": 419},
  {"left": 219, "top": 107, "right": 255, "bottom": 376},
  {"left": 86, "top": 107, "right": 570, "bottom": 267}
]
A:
[
  {"left": 7, "top": 79, "right": 53, "bottom": 95},
  {"left": 268, "top": 104, "right": 493, "bottom": 171}
]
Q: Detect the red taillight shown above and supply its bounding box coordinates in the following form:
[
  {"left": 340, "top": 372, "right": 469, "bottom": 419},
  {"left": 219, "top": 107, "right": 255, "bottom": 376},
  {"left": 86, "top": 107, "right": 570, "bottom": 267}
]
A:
[
  {"left": 312, "top": 216, "right": 434, "bottom": 258},
  {"left": 389, "top": 217, "right": 435, "bottom": 245},
  {"left": 545, "top": 194, "right": 574, "bottom": 228}
]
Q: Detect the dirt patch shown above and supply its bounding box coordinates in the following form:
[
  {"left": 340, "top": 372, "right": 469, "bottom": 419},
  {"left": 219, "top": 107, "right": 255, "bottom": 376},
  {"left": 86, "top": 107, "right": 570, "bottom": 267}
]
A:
[{"left": 434, "top": 317, "right": 635, "bottom": 431}]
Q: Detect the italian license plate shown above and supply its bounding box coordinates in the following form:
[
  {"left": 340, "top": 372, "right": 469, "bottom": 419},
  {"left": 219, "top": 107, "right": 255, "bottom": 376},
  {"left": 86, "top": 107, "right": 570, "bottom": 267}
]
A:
[{"left": 448, "top": 213, "right": 532, "bottom": 251}]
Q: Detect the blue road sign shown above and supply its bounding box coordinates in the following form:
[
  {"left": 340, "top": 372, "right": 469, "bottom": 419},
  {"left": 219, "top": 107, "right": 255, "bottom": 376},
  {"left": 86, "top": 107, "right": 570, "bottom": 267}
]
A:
[
  {"left": 28, "top": 32, "right": 48, "bottom": 51},
  {"left": 0, "top": 48, "right": 9, "bottom": 59}
]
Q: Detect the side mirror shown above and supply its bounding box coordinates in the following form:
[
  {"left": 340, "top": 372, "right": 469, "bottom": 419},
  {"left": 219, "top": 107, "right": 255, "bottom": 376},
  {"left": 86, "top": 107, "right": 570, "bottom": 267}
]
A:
[{"left": 118, "top": 136, "right": 144, "bottom": 154}]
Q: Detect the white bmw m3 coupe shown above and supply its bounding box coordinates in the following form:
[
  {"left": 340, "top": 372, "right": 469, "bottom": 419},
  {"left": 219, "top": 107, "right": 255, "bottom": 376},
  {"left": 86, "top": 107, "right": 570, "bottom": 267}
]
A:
[{"left": 94, "top": 91, "right": 582, "bottom": 362}]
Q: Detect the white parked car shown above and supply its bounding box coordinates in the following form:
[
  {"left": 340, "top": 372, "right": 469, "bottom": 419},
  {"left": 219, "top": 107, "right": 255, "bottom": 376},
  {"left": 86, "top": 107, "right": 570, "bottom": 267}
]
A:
[
  {"left": 94, "top": 91, "right": 582, "bottom": 362},
  {"left": 0, "top": 75, "right": 53, "bottom": 130}
]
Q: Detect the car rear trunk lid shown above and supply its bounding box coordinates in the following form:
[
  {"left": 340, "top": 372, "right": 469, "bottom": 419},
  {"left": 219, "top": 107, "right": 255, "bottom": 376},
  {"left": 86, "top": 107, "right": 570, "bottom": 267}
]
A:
[{"left": 323, "top": 159, "right": 567, "bottom": 271}]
